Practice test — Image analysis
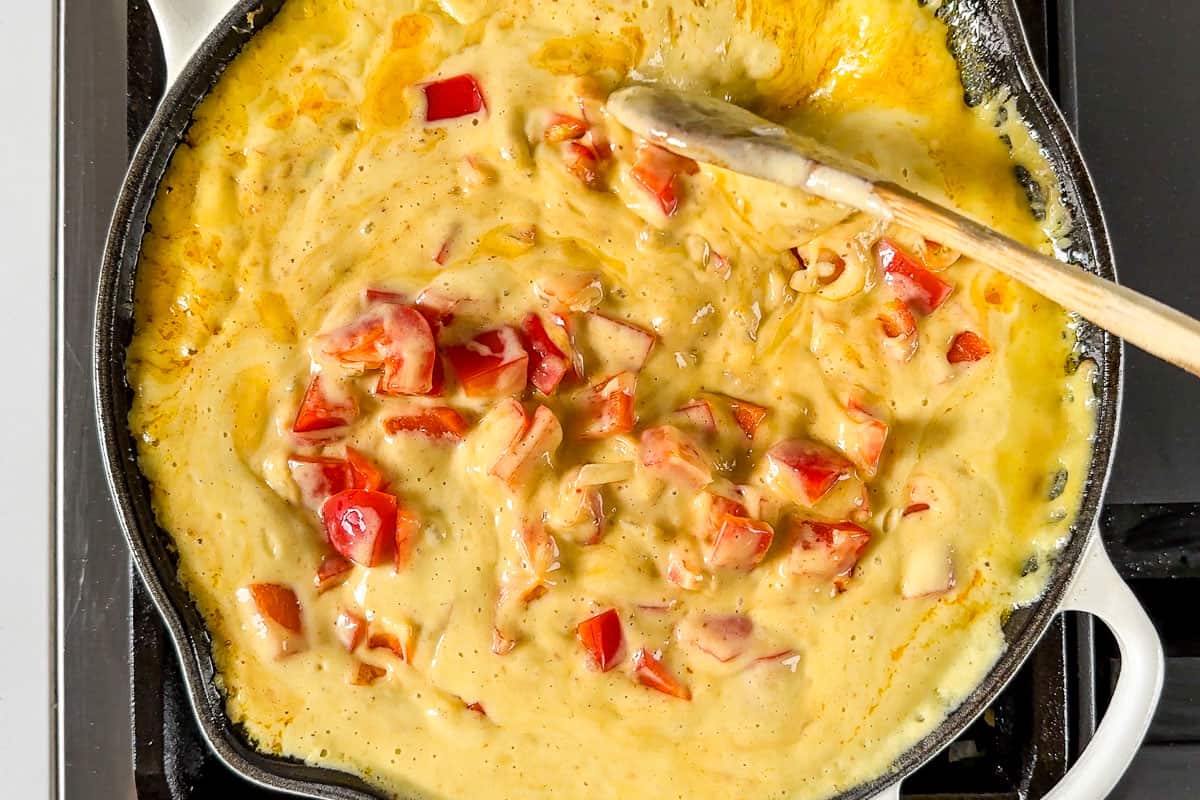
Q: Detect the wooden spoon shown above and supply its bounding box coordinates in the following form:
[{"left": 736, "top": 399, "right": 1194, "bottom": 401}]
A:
[{"left": 608, "top": 85, "right": 1200, "bottom": 377}]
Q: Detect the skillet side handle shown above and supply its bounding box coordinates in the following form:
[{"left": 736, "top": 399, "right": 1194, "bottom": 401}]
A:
[
  {"left": 146, "top": 0, "right": 236, "bottom": 84},
  {"left": 1043, "top": 534, "right": 1164, "bottom": 799}
]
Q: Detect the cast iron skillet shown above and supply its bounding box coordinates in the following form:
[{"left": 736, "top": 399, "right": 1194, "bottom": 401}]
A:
[{"left": 94, "top": 1, "right": 1164, "bottom": 798}]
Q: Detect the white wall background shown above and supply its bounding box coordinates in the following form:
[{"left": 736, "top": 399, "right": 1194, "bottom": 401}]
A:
[{"left": 0, "top": 1, "right": 54, "bottom": 797}]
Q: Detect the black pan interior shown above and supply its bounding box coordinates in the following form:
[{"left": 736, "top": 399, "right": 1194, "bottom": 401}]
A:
[{"left": 93, "top": 1, "right": 1120, "bottom": 798}]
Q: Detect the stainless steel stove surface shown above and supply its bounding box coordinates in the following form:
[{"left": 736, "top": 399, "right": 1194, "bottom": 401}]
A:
[{"left": 55, "top": 0, "right": 1200, "bottom": 798}]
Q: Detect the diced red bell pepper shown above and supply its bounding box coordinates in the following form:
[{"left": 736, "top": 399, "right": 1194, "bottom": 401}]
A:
[
  {"left": 238, "top": 583, "right": 306, "bottom": 658},
  {"left": 632, "top": 648, "right": 691, "bottom": 700},
  {"left": 376, "top": 316, "right": 438, "bottom": 395},
  {"left": 725, "top": 395, "right": 768, "bottom": 439},
  {"left": 698, "top": 488, "right": 750, "bottom": 533},
  {"left": 521, "top": 313, "right": 573, "bottom": 395},
  {"left": 384, "top": 407, "right": 471, "bottom": 441},
  {"left": 323, "top": 314, "right": 392, "bottom": 366},
  {"left": 293, "top": 375, "right": 357, "bottom": 434},
  {"left": 245, "top": 583, "right": 303, "bottom": 633},
  {"left": 367, "top": 286, "right": 458, "bottom": 334},
  {"left": 763, "top": 438, "right": 853, "bottom": 506},
  {"left": 288, "top": 455, "right": 353, "bottom": 511},
  {"left": 323, "top": 304, "right": 427, "bottom": 365},
  {"left": 544, "top": 113, "right": 588, "bottom": 143},
  {"left": 575, "top": 85, "right": 612, "bottom": 159},
  {"left": 576, "top": 608, "right": 623, "bottom": 672},
  {"left": 840, "top": 400, "right": 889, "bottom": 478},
  {"left": 853, "top": 418, "right": 888, "bottom": 477},
  {"left": 579, "top": 372, "right": 636, "bottom": 439},
  {"left": 422, "top": 74, "right": 485, "bottom": 122},
  {"left": 321, "top": 489, "right": 398, "bottom": 567},
  {"left": 334, "top": 608, "right": 367, "bottom": 652},
  {"left": 367, "top": 288, "right": 439, "bottom": 339},
  {"left": 562, "top": 141, "right": 602, "bottom": 189},
  {"left": 878, "top": 239, "right": 953, "bottom": 315},
  {"left": 368, "top": 630, "right": 416, "bottom": 664},
  {"left": 947, "top": 330, "right": 991, "bottom": 363},
  {"left": 289, "top": 450, "right": 383, "bottom": 512},
  {"left": 490, "top": 405, "right": 563, "bottom": 486},
  {"left": 640, "top": 425, "right": 713, "bottom": 489},
  {"left": 323, "top": 304, "right": 438, "bottom": 395},
  {"left": 632, "top": 143, "right": 699, "bottom": 217},
  {"left": 314, "top": 553, "right": 353, "bottom": 594},
  {"left": 414, "top": 287, "right": 459, "bottom": 330},
  {"left": 344, "top": 447, "right": 386, "bottom": 492},
  {"left": 444, "top": 327, "right": 529, "bottom": 397},
  {"left": 784, "top": 519, "right": 872, "bottom": 591},
  {"left": 695, "top": 485, "right": 765, "bottom": 553},
  {"left": 731, "top": 483, "right": 765, "bottom": 518},
  {"left": 706, "top": 514, "right": 775, "bottom": 572}
]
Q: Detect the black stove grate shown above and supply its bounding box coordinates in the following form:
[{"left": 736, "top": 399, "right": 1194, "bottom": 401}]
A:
[{"left": 123, "top": 1, "right": 1193, "bottom": 798}]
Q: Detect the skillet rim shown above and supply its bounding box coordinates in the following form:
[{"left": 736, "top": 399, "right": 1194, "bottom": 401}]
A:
[{"left": 92, "top": 1, "right": 1122, "bottom": 797}]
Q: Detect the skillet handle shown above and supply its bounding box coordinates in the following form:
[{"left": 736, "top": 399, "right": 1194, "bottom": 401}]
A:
[
  {"left": 866, "top": 534, "right": 1160, "bottom": 800},
  {"left": 146, "top": 0, "right": 236, "bottom": 84},
  {"left": 1042, "top": 533, "right": 1164, "bottom": 799}
]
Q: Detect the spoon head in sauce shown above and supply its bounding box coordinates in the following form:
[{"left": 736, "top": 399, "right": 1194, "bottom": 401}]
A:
[{"left": 607, "top": 85, "right": 892, "bottom": 219}]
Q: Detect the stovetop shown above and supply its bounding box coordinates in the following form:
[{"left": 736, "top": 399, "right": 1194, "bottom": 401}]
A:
[{"left": 56, "top": 1, "right": 1200, "bottom": 798}]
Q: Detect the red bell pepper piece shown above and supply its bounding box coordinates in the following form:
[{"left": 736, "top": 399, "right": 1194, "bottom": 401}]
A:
[
  {"left": 878, "top": 238, "right": 953, "bottom": 315},
  {"left": 947, "top": 330, "right": 991, "bottom": 363},
  {"left": 422, "top": 74, "right": 486, "bottom": 121},
  {"left": 576, "top": 608, "right": 623, "bottom": 671}
]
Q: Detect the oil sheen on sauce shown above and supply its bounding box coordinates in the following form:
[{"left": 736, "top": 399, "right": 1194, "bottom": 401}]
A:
[{"left": 126, "top": 1, "right": 1096, "bottom": 798}]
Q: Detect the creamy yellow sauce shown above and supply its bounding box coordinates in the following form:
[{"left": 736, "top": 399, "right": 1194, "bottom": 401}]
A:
[{"left": 127, "top": 1, "right": 1096, "bottom": 798}]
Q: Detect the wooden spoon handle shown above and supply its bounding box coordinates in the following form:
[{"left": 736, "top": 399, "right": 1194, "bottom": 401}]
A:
[{"left": 875, "top": 183, "right": 1200, "bottom": 378}]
